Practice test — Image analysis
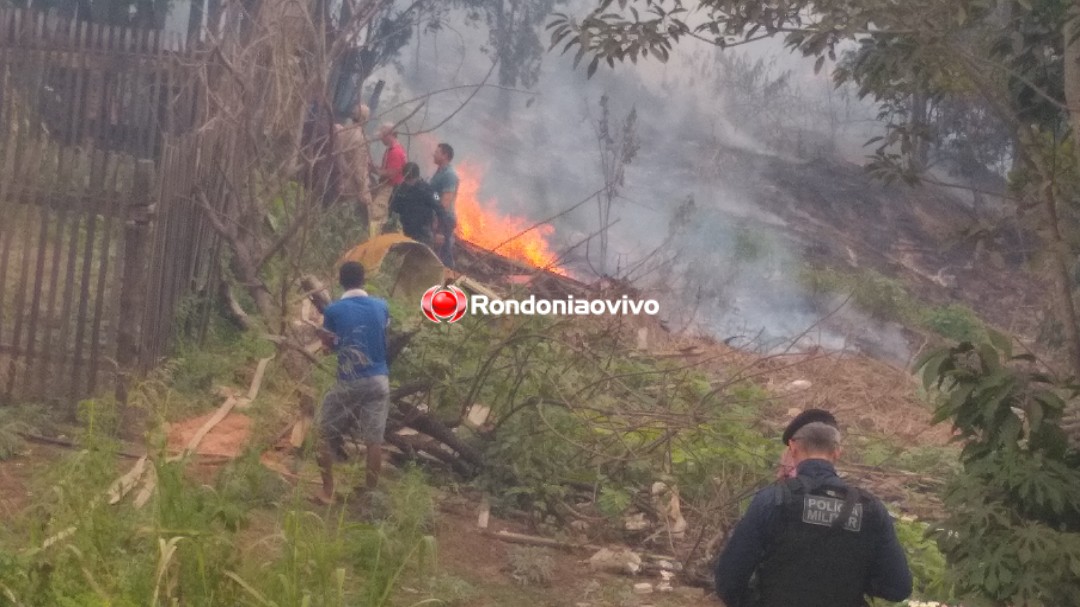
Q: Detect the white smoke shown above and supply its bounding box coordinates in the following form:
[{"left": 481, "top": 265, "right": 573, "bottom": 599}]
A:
[{"left": 374, "top": 4, "right": 904, "bottom": 360}]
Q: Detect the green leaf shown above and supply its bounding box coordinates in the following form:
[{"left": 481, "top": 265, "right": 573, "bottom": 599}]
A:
[
  {"left": 978, "top": 342, "right": 1002, "bottom": 371},
  {"left": 917, "top": 349, "right": 950, "bottom": 390},
  {"left": 587, "top": 56, "right": 601, "bottom": 78},
  {"left": 988, "top": 329, "right": 1012, "bottom": 358}
]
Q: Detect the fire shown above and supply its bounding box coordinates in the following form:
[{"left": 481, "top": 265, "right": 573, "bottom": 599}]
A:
[{"left": 453, "top": 162, "right": 567, "bottom": 276}]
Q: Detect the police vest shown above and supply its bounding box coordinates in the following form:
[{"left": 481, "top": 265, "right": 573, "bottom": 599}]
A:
[{"left": 753, "top": 475, "right": 880, "bottom": 607}]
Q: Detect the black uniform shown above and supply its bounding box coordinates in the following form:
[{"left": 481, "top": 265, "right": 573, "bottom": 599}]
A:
[
  {"left": 388, "top": 179, "right": 452, "bottom": 248},
  {"left": 714, "top": 459, "right": 912, "bottom": 607}
]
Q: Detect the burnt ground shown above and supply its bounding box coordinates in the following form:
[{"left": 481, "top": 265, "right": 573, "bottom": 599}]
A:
[{"left": 735, "top": 150, "right": 1047, "bottom": 341}]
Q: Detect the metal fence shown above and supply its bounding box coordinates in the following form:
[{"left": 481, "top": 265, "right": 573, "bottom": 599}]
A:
[{"left": 0, "top": 8, "right": 218, "bottom": 405}]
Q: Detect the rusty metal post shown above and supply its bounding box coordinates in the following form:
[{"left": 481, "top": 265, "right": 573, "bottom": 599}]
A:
[{"left": 115, "top": 159, "right": 156, "bottom": 404}]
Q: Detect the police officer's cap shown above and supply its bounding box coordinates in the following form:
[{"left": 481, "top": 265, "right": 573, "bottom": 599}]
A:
[{"left": 782, "top": 408, "right": 838, "bottom": 445}]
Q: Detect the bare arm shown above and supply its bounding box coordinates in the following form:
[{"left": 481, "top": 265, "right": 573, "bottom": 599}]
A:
[{"left": 438, "top": 190, "right": 456, "bottom": 211}]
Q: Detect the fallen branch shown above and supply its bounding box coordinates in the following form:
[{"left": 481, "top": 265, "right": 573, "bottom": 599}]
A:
[
  {"left": 483, "top": 529, "right": 678, "bottom": 564},
  {"left": 17, "top": 432, "right": 143, "bottom": 459},
  {"left": 392, "top": 400, "right": 483, "bottom": 470}
]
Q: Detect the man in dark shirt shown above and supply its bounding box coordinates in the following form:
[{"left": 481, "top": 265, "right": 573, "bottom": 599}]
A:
[
  {"left": 714, "top": 422, "right": 912, "bottom": 607},
  {"left": 386, "top": 162, "right": 452, "bottom": 249}
]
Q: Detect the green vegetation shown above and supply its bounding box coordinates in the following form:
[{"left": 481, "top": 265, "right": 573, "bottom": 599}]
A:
[
  {"left": 394, "top": 307, "right": 779, "bottom": 534},
  {"left": 799, "top": 266, "right": 988, "bottom": 343},
  {"left": 0, "top": 393, "right": 440, "bottom": 607},
  {"left": 919, "top": 339, "right": 1080, "bottom": 605}
]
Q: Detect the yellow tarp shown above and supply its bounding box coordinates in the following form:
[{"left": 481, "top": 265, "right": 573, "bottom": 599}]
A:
[{"left": 339, "top": 232, "right": 445, "bottom": 298}]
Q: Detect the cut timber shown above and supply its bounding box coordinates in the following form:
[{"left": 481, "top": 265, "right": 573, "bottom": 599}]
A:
[
  {"left": 133, "top": 465, "right": 157, "bottom": 509},
  {"left": 478, "top": 498, "right": 491, "bottom": 529},
  {"left": 484, "top": 530, "right": 677, "bottom": 563},
  {"left": 455, "top": 275, "right": 500, "bottom": 300},
  {"left": 483, "top": 529, "right": 600, "bottom": 552},
  {"left": 107, "top": 456, "right": 148, "bottom": 505},
  {"left": 247, "top": 356, "right": 273, "bottom": 400}
]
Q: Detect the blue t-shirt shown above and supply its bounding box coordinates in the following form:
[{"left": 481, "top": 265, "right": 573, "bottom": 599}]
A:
[
  {"left": 323, "top": 295, "right": 390, "bottom": 380},
  {"left": 429, "top": 166, "right": 460, "bottom": 212}
]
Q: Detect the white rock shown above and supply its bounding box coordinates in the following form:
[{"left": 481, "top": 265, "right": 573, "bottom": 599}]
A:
[
  {"left": 588, "top": 547, "right": 642, "bottom": 575},
  {"left": 633, "top": 582, "right": 654, "bottom": 594},
  {"left": 624, "top": 512, "right": 649, "bottom": 531}
]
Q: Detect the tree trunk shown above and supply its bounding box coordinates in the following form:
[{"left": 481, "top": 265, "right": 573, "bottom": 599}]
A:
[
  {"left": 1065, "top": 2, "right": 1080, "bottom": 159},
  {"left": 1019, "top": 127, "right": 1080, "bottom": 375},
  {"left": 1043, "top": 195, "right": 1080, "bottom": 375},
  {"left": 1059, "top": 3, "right": 1080, "bottom": 375}
]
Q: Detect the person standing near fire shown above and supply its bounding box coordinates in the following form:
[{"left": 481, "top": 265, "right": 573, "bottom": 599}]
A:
[
  {"left": 315, "top": 261, "right": 390, "bottom": 506},
  {"left": 429, "top": 142, "right": 459, "bottom": 268},
  {"left": 387, "top": 162, "right": 453, "bottom": 249},
  {"left": 333, "top": 102, "right": 373, "bottom": 221},
  {"left": 369, "top": 123, "right": 407, "bottom": 235}
]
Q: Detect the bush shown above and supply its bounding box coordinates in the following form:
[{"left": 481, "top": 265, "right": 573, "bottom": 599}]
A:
[
  {"left": 799, "top": 267, "right": 918, "bottom": 323},
  {"left": 921, "top": 305, "right": 986, "bottom": 343},
  {"left": 918, "top": 340, "right": 1080, "bottom": 605}
]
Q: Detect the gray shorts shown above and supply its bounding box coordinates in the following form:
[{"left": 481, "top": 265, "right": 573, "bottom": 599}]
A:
[{"left": 318, "top": 375, "right": 390, "bottom": 447}]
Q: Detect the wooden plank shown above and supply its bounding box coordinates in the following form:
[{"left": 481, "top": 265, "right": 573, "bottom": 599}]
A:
[
  {"left": 21, "top": 184, "right": 54, "bottom": 393},
  {"left": 38, "top": 197, "right": 70, "bottom": 397},
  {"left": 115, "top": 160, "right": 154, "bottom": 401},
  {"left": 20, "top": 36, "right": 65, "bottom": 397},
  {"left": 50, "top": 23, "right": 92, "bottom": 403},
  {"left": 4, "top": 133, "right": 47, "bottom": 399},
  {"left": 36, "top": 15, "right": 84, "bottom": 396},
  {"left": 86, "top": 152, "right": 122, "bottom": 394},
  {"left": 68, "top": 150, "right": 103, "bottom": 400},
  {"left": 0, "top": 31, "right": 33, "bottom": 353}
]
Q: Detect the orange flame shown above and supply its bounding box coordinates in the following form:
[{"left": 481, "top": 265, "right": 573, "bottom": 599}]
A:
[{"left": 454, "top": 162, "right": 567, "bottom": 276}]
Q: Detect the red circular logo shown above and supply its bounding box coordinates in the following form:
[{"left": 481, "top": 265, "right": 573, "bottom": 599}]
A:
[{"left": 421, "top": 285, "right": 468, "bottom": 323}]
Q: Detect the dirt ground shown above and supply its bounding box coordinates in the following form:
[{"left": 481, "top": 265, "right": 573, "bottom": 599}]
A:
[{"left": 433, "top": 495, "right": 717, "bottom": 607}]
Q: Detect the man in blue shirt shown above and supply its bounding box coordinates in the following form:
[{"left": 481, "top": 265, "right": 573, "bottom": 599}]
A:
[
  {"left": 714, "top": 422, "right": 912, "bottom": 607},
  {"left": 429, "top": 142, "right": 459, "bottom": 269},
  {"left": 315, "top": 261, "right": 391, "bottom": 504}
]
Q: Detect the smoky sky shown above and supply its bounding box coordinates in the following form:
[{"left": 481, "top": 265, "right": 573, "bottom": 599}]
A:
[{"left": 366, "top": 4, "right": 906, "bottom": 359}]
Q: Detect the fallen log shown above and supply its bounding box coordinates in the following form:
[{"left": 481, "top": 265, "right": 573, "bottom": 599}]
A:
[
  {"left": 385, "top": 428, "right": 474, "bottom": 477},
  {"left": 392, "top": 399, "right": 483, "bottom": 471},
  {"left": 483, "top": 529, "right": 678, "bottom": 564}
]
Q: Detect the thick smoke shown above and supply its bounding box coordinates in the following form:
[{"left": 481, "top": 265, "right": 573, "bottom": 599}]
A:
[{"left": 371, "top": 5, "right": 908, "bottom": 361}]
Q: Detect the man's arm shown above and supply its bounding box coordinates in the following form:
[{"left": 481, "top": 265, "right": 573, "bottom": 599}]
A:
[
  {"left": 423, "top": 187, "right": 453, "bottom": 239},
  {"left": 320, "top": 307, "right": 339, "bottom": 351},
  {"left": 865, "top": 503, "right": 913, "bottom": 602},
  {"left": 715, "top": 488, "right": 777, "bottom": 607},
  {"left": 437, "top": 189, "right": 456, "bottom": 211},
  {"left": 429, "top": 193, "right": 454, "bottom": 239}
]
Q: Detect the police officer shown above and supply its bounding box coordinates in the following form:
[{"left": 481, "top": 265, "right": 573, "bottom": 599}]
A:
[{"left": 714, "top": 422, "right": 912, "bottom": 607}]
